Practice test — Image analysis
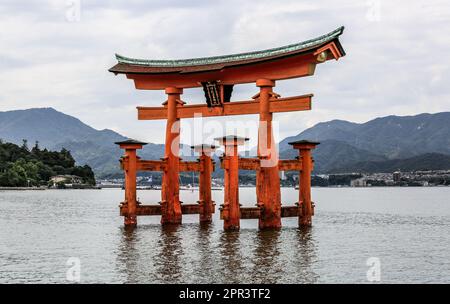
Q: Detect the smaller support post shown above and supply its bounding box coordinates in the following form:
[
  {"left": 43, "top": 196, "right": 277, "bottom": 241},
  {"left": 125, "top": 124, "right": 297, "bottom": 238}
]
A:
[
  {"left": 288, "top": 140, "right": 319, "bottom": 227},
  {"left": 215, "top": 135, "right": 249, "bottom": 231},
  {"left": 115, "top": 139, "right": 147, "bottom": 227},
  {"left": 191, "top": 144, "right": 216, "bottom": 223}
]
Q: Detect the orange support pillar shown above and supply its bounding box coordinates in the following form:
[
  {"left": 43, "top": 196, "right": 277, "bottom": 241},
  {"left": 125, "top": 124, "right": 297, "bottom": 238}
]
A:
[
  {"left": 255, "top": 79, "right": 282, "bottom": 229},
  {"left": 115, "top": 139, "right": 147, "bottom": 227},
  {"left": 289, "top": 140, "right": 319, "bottom": 227},
  {"left": 161, "top": 87, "right": 184, "bottom": 225},
  {"left": 216, "top": 136, "right": 248, "bottom": 231},
  {"left": 192, "top": 144, "right": 216, "bottom": 223}
]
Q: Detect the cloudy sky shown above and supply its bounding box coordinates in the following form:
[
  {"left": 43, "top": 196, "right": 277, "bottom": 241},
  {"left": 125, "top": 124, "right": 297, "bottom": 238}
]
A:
[{"left": 0, "top": 0, "right": 449, "bottom": 146}]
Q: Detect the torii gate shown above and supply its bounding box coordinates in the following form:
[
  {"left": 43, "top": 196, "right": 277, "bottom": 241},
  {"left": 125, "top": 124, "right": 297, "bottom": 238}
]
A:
[{"left": 110, "top": 27, "right": 345, "bottom": 229}]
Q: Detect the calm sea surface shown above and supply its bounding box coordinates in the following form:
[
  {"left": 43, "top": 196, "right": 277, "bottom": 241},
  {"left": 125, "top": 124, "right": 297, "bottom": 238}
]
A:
[{"left": 1, "top": 187, "right": 449, "bottom": 283}]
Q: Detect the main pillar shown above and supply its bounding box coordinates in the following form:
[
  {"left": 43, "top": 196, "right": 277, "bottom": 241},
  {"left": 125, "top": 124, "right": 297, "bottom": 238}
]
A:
[
  {"left": 216, "top": 136, "right": 248, "bottom": 231},
  {"left": 289, "top": 140, "right": 319, "bottom": 227},
  {"left": 115, "top": 139, "right": 147, "bottom": 227},
  {"left": 255, "top": 79, "right": 282, "bottom": 229},
  {"left": 161, "top": 87, "right": 184, "bottom": 225},
  {"left": 191, "top": 144, "right": 216, "bottom": 223}
]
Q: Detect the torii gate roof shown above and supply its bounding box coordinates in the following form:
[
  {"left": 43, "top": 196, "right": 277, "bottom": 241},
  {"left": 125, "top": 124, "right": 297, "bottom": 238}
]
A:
[{"left": 109, "top": 26, "right": 345, "bottom": 89}]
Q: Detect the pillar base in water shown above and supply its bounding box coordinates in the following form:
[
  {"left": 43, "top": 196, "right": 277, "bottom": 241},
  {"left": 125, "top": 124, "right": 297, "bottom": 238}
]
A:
[
  {"left": 124, "top": 215, "right": 137, "bottom": 227},
  {"left": 160, "top": 200, "right": 182, "bottom": 225},
  {"left": 198, "top": 200, "right": 213, "bottom": 223}
]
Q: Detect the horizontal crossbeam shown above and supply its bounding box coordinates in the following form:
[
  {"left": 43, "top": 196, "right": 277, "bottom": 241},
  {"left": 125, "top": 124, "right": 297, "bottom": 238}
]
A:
[
  {"left": 122, "top": 204, "right": 301, "bottom": 218},
  {"left": 224, "top": 158, "right": 302, "bottom": 171},
  {"left": 125, "top": 160, "right": 203, "bottom": 172},
  {"left": 137, "top": 160, "right": 166, "bottom": 171},
  {"left": 120, "top": 203, "right": 202, "bottom": 216},
  {"left": 137, "top": 94, "right": 312, "bottom": 120},
  {"left": 220, "top": 205, "right": 301, "bottom": 220},
  {"left": 278, "top": 159, "right": 302, "bottom": 171},
  {"left": 179, "top": 161, "right": 202, "bottom": 172}
]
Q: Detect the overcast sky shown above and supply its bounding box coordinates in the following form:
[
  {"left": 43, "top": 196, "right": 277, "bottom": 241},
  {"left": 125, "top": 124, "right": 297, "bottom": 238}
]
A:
[{"left": 0, "top": 0, "right": 449, "bottom": 146}]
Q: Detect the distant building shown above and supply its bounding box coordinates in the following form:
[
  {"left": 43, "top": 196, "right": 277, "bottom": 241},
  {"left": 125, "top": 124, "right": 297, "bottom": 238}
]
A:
[
  {"left": 393, "top": 171, "right": 401, "bottom": 182},
  {"left": 350, "top": 177, "right": 367, "bottom": 187},
  {"left": 50, "top": 175, "right": 83, "bottom": 187},
  {"left": 385, "top": 180, "right": 395, "bottom": 186}
]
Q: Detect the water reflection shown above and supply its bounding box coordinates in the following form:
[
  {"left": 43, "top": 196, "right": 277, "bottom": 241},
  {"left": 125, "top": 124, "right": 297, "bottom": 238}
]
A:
[
  {"left": 2, "top": 188, "right": 449, "bottom": 283},
  {"left": 292, "top": 227, "right": 319, "bottom": 283},
  {"left": 196, "top": 223, "right": 216, "bottom": 283},
  {"left": 218, "top": 231, "right": 244, "bottom": 283},
  {"left": 116, "top": 224, "right": 320, "bottom": 283},
  {"left": 116, "top": 227, "right": 141, "bottom": 283},
  {"left": 154, "top": 225, "right": 183, "bottom": 283},
  {"left": 251, "top": 230, "right": 282, "bottom": 283}
]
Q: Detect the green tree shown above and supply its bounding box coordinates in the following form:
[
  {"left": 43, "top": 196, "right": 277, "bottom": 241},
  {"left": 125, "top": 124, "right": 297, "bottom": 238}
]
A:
[{"left": 0, "top": 141, "right": 96, "bottom": 187}]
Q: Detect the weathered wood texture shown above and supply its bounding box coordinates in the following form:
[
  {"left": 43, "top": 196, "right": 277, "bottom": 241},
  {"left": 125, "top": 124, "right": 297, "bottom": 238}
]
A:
[{"left": 137, "top": 95, "right": 312, "bottom": 120}]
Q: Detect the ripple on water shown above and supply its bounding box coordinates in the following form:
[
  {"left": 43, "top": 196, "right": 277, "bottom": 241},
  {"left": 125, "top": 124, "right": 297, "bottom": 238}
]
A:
[{"left": 0, "top": 188, "right": 449, "bottom": 283}]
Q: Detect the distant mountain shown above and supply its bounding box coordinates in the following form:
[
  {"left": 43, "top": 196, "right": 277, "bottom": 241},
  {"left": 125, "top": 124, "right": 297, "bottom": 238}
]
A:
[
  {"left": 279, "top": 112, "right": 450, "bottom": 173},
  {"left": 280, "top": 139, "right": 388, "bottom": 173},
  {"left": 330, "top": 153, "right": 450, "bottom": 173},
  {"left": 0, "top": 108, "right": 164, "bottom": 177},
  {"left": 2, "top": 108, "right": 449, "bottom": 176}
]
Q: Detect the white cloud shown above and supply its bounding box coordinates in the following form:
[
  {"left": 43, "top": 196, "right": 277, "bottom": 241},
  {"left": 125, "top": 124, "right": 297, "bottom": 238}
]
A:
[{"left": 0, "top": 0, "right": 449, "bottom": 146}]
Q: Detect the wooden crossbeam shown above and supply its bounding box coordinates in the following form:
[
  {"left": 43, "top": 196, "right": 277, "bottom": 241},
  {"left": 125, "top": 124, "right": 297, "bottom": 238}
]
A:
[
  {"left": 121, "top": 204, "right": 305, "bottom": 217},
  {"left": 135, "top": 158, "right": 300, "bottom": 172},
  {"left": 224, "top": 158, "right": 302, "bottom": 171},
  {"left": 137, "top": 160, "right": 166, "bottom": 171},
  {"left": 120, "top": 203, "right": 201, "bottom": 216},
  {"left": 220, "top": 205, "right": 301, "bottom": 220},
  {"left": 120, "top": 205, "right": 161, "bottom": 216},
  {"left": 179, "top": 161, "right": 202, "bottom": 172},
  {"left": 240, "top": 207, "right": 261, "bottom": 219},
  {"left": 278, "top": 159, "right": 302, "bottom": 171},
  {"left": 237, "top": 158, "right": 260, "bottom": 170},
  {"left": 181, "top": 204, "right": 202, "bottom": 214},
  {"left": 137, "top": 94, "right": 312, "bottom": 120},
  {"left": 133, "top": 160, "right": 202, "bottom": 172},
  {"left": 280, "top": 206, "right": 300, "bottom": 217}
]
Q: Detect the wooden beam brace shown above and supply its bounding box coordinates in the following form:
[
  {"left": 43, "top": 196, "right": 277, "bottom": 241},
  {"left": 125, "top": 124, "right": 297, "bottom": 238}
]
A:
[
  {"left": 237, "top": 158, "right": 260, "bottom": 170},
  {"left": 134, "top": 159, "right": 202, "bottom": 172},
  {"left": 137, "top": 94, "right": 312, "bottom": 120},
  {"left": 136, "top": 158, "right": 300, "bottom": 172},
  {"left": 281, "top": 206, "right": 300, "bottom": 217},
  {"left": 120, "top": 203, "right": 201, "bottom": 216},
  {"left": 119, "top": 156, "right": 128, "bottom": 170},
  {"left": 221, "top": 205, "right": 302, "bottom": 219},
  {"left": 179, "top": 161, "right": 202, "bottom": 172},
  {"left": 120, "top": 205, "right": 162, "bottom": 216},
  {"left": 233, "top": 158, "right": 302, "bottom": 171},
  {"left": 181, "top": 204, "right": 201, "bottom": 214},
  {"left": 240, "top": 207, "right": 261, "bottom": 219},
  {"left": 278, "top": 159, "right": 302, "bottom": 171},
  {"left": 137, "top": 160, "right": 166, "bottom": 171}
]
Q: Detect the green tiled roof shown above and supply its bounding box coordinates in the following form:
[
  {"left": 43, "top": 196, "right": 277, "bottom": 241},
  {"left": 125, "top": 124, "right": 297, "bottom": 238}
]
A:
[{"left": 116, "top": 26, "right": 344, "bottom": 67}]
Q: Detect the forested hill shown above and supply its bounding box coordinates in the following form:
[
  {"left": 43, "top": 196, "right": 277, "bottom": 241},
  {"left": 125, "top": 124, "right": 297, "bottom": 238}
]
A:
[
  {"left": 279, "top": 112, "right": 450, "bottom": 173},
  {"left": 0, "top": 107, "right": 164, "bottom": 177},
  {"left": 0, "top": 140, "right": 95, "bottom": 187}
]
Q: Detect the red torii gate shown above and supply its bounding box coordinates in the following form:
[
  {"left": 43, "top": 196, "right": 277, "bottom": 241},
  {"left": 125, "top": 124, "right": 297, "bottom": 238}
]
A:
[{"left": 110, "top": 27, "right": 345, "bottom": 230}]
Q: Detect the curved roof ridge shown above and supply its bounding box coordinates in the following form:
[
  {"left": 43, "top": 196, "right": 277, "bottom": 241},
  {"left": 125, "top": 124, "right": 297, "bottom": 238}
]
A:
[{"left": 115, "top": 26, "right": 344, "bottom": 67}]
